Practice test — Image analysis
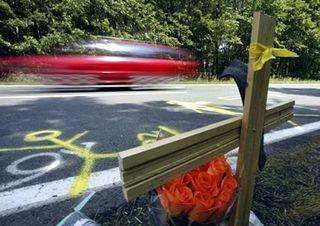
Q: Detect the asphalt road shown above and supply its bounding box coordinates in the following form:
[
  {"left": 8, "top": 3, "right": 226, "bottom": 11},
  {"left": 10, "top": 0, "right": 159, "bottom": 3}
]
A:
[{"left": 0, "top": 84, "right": 319, "bottom": 226}]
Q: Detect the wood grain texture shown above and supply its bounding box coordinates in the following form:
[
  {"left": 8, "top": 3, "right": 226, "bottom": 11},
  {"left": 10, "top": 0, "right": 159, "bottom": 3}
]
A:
[
  {"left": 119, "top": 116, "right": 242, "bottom": 170},
  {"left": 230, "top": 12, "right": 277, "bottom": 226},
  {"left": 119, "top": 101, "right": 293, "bottom": 201},
  {"left": 122, "top": 103, "right": 293, "bottom": 187},
  {"left": 123, "top": 139, "right": 239, "bottom": 200},
  {"left": 122, "top": 128, "right": 240, "bottom": 186},
  {"left": 119, "top": 100, "right": 294, "bottom": 172}
]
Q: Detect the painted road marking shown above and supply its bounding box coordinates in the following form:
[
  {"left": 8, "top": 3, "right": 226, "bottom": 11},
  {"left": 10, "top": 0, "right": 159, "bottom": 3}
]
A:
[
  {"left": 295, "top": 113, "right": 320, "bottom": 117},
  {"left": 0, "top": 131, "right": 87, "bottom": 153},
  {"left": 167, "top": 100, "right": 241, "bottom": 115},
  {"left": 264, "top": 120, "right": 320, "bottom": 144},
  {"left": 217, "top": 92, "right": 288, "bottom": 101},
  {"left": 168, "top": 100, "right": 301, "bottom": 127},
  {"left": 0, "top": 91, "right": 187, "bottom": 99},
  {"left": 287, "top": 120, "right": 299, "bottom": 126},
  {"left": 1, "top": 121, "right": 320, "bottom": 217},
  {"left": 268, "top": 92, "right": 288, "bottom": 98},
  {"left": 25, "top": 130, "right": 117, "bottom": 196},
  {"left": 218, "top": 96, "right": 240, "bottom": 101},
  {"left": 1, "top": 84, "right": 319, "bottom": 88},
  {"left": 0, "top": 167, "right": 120, "bottom": 217},
  {"left": 0, "top": 153, "right": 62, "bottom": 192},
  {"left": 227, "top": 121, "right": 320, "bottom": 156},
  {"left": 137, "top": 126, "right": 180, "bottom": 145},
  {"left": 0, "top": 130, "right": 117, "bottom": 197}
]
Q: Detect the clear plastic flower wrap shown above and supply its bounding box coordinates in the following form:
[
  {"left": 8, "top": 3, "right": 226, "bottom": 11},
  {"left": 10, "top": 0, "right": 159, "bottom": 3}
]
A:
[{"left": 148, "top": 155, "right": 238, "bottom": 226}]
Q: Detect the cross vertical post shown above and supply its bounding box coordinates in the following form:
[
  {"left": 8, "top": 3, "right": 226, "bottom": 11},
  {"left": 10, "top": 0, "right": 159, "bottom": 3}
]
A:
[{"left": 230, "top": 12, "right": 276, "bottom": 226}]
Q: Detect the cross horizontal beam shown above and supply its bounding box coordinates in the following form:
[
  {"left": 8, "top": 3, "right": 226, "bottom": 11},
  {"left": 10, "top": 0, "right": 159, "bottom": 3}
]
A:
[{"left": 119, "top": 100, "right": 294, "bottom": 201}]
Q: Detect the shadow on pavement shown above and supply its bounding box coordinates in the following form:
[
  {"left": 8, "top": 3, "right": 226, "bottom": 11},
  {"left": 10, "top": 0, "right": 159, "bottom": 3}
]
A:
[
  {"left": 0, "top": 96, "right": 319, "bottom": 226},
  {"left": 0, "top": 97, "right": 235, "bottom": 226},
  {"left": 269, "top": 87, "right": 320, "bottom": 98}
]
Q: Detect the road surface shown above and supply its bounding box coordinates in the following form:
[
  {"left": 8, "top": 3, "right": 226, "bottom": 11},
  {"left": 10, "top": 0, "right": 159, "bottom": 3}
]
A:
[{"left": 0, "top": 84, "right": 319, "bottom": 225}]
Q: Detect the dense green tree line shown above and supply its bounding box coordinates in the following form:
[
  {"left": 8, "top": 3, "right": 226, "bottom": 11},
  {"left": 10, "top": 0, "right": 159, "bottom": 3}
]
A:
[{"left": 0, "top": 0, "right": 319, "bottom": 79}]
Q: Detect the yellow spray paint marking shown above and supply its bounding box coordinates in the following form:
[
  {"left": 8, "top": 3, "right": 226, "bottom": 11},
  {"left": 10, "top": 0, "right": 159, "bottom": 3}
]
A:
[
  {"left": 137, "top": 126, "right": 180, "bottom": 145},
  {"left": 24, "top": 130, "right": 117, "bottom": 196},
  {"left": 287, "top": 120, "right": 299, "bottom": 127},
  {"left": 1, "top": 130, "right": 117, "bottom": 197},
  {"left": 167, "top": 100, "right": 241, "bottom": 116},
  {"left": 0, "top": 131, "right": 88, "bottom": 153},
  {"left": 218, "top": 93, "right": 288, "bottom": 101}
]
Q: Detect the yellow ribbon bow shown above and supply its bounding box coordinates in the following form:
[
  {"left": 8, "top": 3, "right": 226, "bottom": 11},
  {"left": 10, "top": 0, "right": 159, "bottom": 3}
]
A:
[{"left": 249, "top": 43, "right": 299, "bottom": 71}]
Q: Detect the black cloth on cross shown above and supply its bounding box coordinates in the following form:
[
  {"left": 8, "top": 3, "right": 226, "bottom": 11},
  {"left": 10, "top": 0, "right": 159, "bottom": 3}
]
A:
[{"left": 219, "top": 59, "right": 266, "bottom": 171}]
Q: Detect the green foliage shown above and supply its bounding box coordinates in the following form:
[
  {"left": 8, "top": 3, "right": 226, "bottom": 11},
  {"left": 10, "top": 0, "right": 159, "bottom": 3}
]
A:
[
  {"left": 0, "top": 0, "right": 319, "bottom": 79},
  {"left": 0, "top": 0, "right": 14, "bottom": 20}
]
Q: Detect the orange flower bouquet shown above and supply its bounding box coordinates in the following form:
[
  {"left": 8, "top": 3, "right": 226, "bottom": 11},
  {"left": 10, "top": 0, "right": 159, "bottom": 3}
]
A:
[{"left": 149, "top": 156, "right": 238, "bottom": 225}]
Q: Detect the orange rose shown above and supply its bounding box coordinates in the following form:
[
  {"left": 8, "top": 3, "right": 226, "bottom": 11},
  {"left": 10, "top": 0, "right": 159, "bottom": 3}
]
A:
[
  {"left": 213, "top": 175, "right": 238, "bottom": 220},
  {"left": 212, "top": 190, "right": 235, "bottom": 222},
  {"left": 188, "top": 191, "right": 217, "bottom": 223},
  {"left": 157, "top": 183, "right": 194, "bottom": 216},
  {"left": 186, "top": 161, "right": 211, "bottom": 179},
  {"left": 221, "top": 174, "right": 238, "bottom": 192},
  {"left": 165, "top": 174, "right": 192, "bottom": 187},
  {"left": 191, "top": 171, "right": 220, "bottom": 196},
  {"left": 217, "top": 190, "right": 232, "bottom": 206},
  {"left": 207, "top": 156, "right": 232, "bottom": 176},
  {"left": 181, "top": 173, "right": 193, "bottom": 186},
  {"left": 156, "top": 156, "right": 238, "bottom": 223},
  {"left": 187, "top": 168, "right": 200, "bottom": 179},
  {"left": 195, "top": 161, "right": 211, "bottom": 172}
]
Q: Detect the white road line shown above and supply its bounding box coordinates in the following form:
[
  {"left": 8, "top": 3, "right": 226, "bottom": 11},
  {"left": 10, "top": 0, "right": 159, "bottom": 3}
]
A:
[
  {"left": 264, "top": 120, "right": 320, "bottom": 144},
  {"left": 227, "top": 121, "right": 320, "bottom": 156},
  {"left": 0, "top": 167, "right": 120, "bottom": 217},
  {"left": 0, "top": 153, "right": 62, "bottom": 192},
  {"left": 0, "top": 91, "right": 187, "bottom": 99},
  {"left": 0, "top": 121, "right": 320, "bottom": 217}
]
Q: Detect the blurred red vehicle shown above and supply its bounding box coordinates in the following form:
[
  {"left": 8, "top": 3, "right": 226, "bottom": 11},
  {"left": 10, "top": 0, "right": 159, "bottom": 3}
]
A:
[{"left": 0, "top": 37, "right": 199, "bottom": 85}]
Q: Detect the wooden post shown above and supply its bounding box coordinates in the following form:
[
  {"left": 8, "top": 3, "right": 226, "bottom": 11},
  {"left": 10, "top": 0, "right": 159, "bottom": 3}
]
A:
[
  {"left": 230, "top": 12, "right": 276, "bottom": 226},
  {"left": 119, "top": 101, "right": 293, "bottom": 201}
]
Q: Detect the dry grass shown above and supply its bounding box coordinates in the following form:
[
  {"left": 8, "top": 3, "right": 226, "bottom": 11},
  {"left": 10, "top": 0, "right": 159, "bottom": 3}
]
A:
[
  {"left": 0, "top": 73, "right": 44, "bottom": 84},
  {"left": 253, "top": 137, "right": 320, "bottom": 225},
  {"left": 181, "top": 77, "right": 320, "bottom": 84},
  {"left": 94, "top": 194, "right": 150, "bottom": 226}
]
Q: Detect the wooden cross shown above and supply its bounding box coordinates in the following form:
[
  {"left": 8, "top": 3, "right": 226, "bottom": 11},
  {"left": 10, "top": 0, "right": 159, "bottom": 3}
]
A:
[
  {"left": 231, "top": 12, "right": 276, "bottom": 225},
  {"left": 118, "top": 12, "right": 293, "bottom": 226}
]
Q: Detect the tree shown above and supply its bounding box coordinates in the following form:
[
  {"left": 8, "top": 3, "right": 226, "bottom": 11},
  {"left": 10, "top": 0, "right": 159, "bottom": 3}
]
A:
[{"left": 0, "top": 0, "right": 319, "bottom": 79}]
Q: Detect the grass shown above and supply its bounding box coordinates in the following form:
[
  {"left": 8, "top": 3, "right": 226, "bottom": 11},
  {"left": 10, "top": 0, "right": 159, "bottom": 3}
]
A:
[
  {"left": 180, "top": 77, "right": 320, "bottom": 84},
  {"left": 0, "top": 73, "right": 319, "bottom": 85},
  {"left": 253, "top": 137, "right": 320, "bottom": 226},
  {"left": 92, "top": 136, "right": 320, "bottom": 226},
  {"left": 94, "top": 194, "right": 150, "bottom": 226},
  {"left": 0, "top": 73, "right": 44, "bottom": 85}
]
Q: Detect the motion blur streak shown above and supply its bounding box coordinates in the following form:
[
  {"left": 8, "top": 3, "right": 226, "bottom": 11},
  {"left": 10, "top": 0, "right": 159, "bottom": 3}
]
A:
[{"left": 0, "top": 37, "right": 199, "bottom": 85}]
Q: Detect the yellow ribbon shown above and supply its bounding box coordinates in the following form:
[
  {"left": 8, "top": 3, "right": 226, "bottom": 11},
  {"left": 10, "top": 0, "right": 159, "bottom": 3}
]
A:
[{"left": 249, "top": 43, "right": 299, "bottom": 71}]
